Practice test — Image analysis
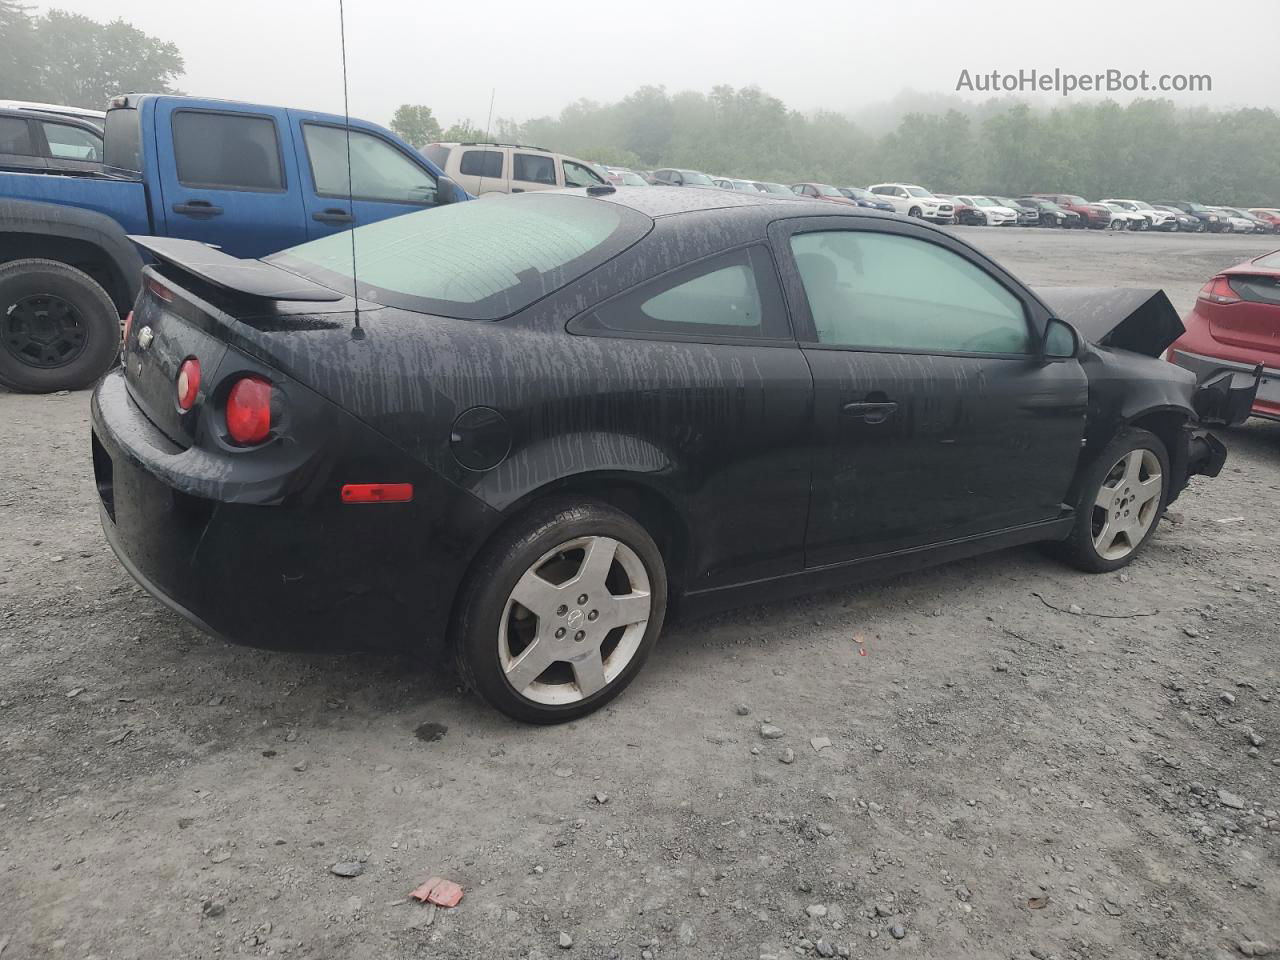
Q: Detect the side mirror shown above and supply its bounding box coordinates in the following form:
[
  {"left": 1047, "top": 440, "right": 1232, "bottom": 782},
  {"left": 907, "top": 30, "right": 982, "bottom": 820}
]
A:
[
  {"left": 435, "top": 175, "right": 464, "bottom": 205},
  {"left": 1042, "top": 317, "right": 1080, "bottom": 360}
]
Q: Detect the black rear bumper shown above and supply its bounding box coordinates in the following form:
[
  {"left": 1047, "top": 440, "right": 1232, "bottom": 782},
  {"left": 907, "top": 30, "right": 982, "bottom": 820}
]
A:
[{"left": 90, "top": 370, "right": 496, "bottom": 654}]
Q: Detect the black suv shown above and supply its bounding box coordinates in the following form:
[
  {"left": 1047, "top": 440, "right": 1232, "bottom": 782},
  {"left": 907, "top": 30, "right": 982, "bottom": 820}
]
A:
[{"left": 0, "top": 107, "right": 103, "bottom": 175}]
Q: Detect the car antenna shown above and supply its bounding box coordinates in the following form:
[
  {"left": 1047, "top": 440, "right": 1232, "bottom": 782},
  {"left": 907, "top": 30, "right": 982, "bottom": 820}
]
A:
[
  {"left": 474, "top": 87, "right": 496, "bottom": 195},
  {"left": 338, "top": 0, "right": 363, "bottom": 340}
]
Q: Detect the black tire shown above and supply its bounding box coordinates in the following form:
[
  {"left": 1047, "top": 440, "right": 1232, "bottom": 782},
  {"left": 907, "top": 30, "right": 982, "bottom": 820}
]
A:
[
  {"left": 908, "top": 206, "right": 922, "bottom": 218},
  {"left": 452, "top": 499, "right": 668, "bottom": 724},
  {"left": 1058, "top": 427, "right": 1170, "bottom": 573},
  {"left": 0, "top": 258, "right": 119, "bottom": 393}
]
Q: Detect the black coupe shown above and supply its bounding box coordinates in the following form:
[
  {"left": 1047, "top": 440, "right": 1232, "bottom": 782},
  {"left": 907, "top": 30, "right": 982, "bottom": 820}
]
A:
[{"left": 91, "top": 187, "right": 1253, "bottom": 723}]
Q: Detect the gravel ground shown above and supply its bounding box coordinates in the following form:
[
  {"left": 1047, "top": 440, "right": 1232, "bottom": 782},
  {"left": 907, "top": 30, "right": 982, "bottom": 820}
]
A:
[{"left": 1, "top": 227, "right": 1277, "bottom": 960}]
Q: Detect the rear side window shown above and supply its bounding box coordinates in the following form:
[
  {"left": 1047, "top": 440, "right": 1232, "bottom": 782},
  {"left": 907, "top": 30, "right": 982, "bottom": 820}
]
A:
[
  {"left": 459, "top": 149, "right": 503, "bottom": 179},
  {"left": 0, "top": 116, "right": 34, "bottom": 156},
  {"left": 573, "top": 245, "right": 789, "bottom": 341},
  {"left": 270, "top": 193, "right": 651, "bottom": 321},
  {"left": 172, "top": 111, "right": 284, "bottom": 191},
  {"left": 303, "top": 125, "right": 436, "bottom": 203},
  {"left": 513, "top": 152, "right": 556, "bottom": 185},
  {"left": 104, "top": 107, "right": 141, "bottom": 171},
  {"left": 421, "top": 143, "right": 450, "bottom": 169},
  {"left": 41, "top": 121, "right": 101, "bottom": 161},
  {"left": 791, "top": 230, "right": 1032, "bottom": 355}
]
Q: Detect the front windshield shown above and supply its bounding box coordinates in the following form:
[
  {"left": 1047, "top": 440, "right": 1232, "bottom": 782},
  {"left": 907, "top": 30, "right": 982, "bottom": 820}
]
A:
[
  {"left": 1132, "top": 201, "right": 1153, "bottom": 210},
  {"left": 905, "top": 187, "right": 933, "bottom": 198},
  {"left": 1187, "top": 203, "right": 1210, "bottom": 213},
  {"left": 270, "top": 192, "right": 650, "bottom": 320},
  {"left": 681, "top": 171, "right": 714, "bottom": 186},
  {"left": 975, "top": 197, "right": 999, "bottom": 207},
  {"left": 843, "top": 187, "right": 870, "bottom": 200},
  {"left": 731, "top": 180, "right": 756, "bottom": 192},
  {"left": 1063, "top": 195, "right": 1087, "bottom": 205},
  {"left": 619, "top": 171, "right": 647, "bottom": 186},
  {"left": 758, "top": 182, "right": 790, "bottom": 194},
  {"left": 815, "top": 184, "right": 843, "bottom": 197}
]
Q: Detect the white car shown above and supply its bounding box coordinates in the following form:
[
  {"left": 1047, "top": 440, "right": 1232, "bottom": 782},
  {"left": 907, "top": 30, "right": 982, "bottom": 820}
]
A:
[
  {"left": 422, "top": 141, "right": 607, "bottom": 196},
  {"left": 1209, "top": 207, "right": 1257, "bottom": 234},
  {"left": 1101, "top": 199, "right": 1176, "bottom": 231},
  {"left": 712, "top": 177, "right": 762, "bottom": 193},
  {"left": 1100, "top": 203, "right": 1145, "bottom": 230},
  {"left": 866, "top": 183, "right": 954, "bottom": 223},
  {"left": 954, "top": 195, "right": 1019, "bottom": 226}
]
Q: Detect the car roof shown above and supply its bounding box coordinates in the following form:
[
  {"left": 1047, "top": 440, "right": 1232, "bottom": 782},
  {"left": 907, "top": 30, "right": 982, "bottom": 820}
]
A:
[
  {"left": 590, "top": 184, "right": 891, "bottom": 221},
  {"left": 0, "top": 106, "right": 103, "bottom": 131}
]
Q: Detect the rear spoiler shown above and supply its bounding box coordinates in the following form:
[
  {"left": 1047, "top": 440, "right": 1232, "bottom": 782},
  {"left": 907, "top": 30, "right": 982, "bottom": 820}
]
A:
[
  {"left": 1033, "top": 287, "right": 1184, "bottom": 358},
  {"left": 129, "top": 236, "right": 343, "bottom": 303}
]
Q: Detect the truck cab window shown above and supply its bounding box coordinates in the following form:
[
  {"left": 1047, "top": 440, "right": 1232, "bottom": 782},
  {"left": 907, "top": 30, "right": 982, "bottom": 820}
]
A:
[{"left": 172, "top": 111, "right": 284, "bottom": 191}]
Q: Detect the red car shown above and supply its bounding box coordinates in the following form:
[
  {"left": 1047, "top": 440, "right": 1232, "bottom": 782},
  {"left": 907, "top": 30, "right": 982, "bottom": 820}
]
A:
[
  {"left": 1247, "top": 208, "right": 1280, "bottom": 233},
  {"left": 1169, "top": 250, "right": 1280, "bottom": 421},
  {"left": 1030, "top": 193, "right": 1112, "bottom": 229},
  {"left": 790, "top": 183, "right": 859, "bottom": 205}
]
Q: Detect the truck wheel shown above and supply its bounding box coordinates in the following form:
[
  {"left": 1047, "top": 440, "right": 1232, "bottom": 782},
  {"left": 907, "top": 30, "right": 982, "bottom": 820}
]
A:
[{"left": 0, "top": 259, "right": 120, "bottom": 393}]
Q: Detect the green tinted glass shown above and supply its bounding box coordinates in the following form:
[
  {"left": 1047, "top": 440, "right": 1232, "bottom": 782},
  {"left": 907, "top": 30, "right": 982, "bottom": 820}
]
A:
[{"left": 272, "top": 194, "right": 648, "bottom": 320}]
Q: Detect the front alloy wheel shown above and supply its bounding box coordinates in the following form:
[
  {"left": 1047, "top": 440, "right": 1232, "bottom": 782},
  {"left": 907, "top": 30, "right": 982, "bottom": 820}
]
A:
[
  {"left": 1059, "top": 426, "right": 1169, "bottom": 573},
  {"left": 1091, "top": 449, "right": 1163, "bottom": 561}
]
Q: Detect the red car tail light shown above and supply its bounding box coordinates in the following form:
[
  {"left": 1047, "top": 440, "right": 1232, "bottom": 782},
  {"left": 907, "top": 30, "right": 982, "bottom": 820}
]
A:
[
  {"left": 146, "top": 277, "right": 174, "bottom": 303},
  {"left": 1198, "top": 277, "right": 1240, "bottom": 305},
  {"left": 225, "top": 376, "right": 273, "bottom": 445},
  {"left": 176, "top": 357, "right": 201, "bottom": 411}
]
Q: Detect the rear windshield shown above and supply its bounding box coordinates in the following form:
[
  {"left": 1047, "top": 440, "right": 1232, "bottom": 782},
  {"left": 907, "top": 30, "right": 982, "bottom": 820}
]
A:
[
  {"left": 1253, "top": 251, "right": 1280, "bottom": 270},
  {"left": 681, "top": 171, "right": 714, "bottom": 186},
  {"left": 269, "top": 193, "right": 651, "bottom": 320},
  {"left": 104, "top": 107, "right": 141, "bottom": 173}
]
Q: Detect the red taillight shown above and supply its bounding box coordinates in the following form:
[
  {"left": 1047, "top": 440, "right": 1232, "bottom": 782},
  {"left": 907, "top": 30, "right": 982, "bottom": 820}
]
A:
[
  {"left": 122, "top": 310, "right": 133, "bottom": 345},
  {"left": 147, "top": 277, "right": 174, "bottom": 302},
  {"left": 1198, "top": 276, "right": 1240, "bottom": 305},
  {"left": 225, "top": 376, "right": 272, "bottom": 445},
  {"left": 176, "top": 357, "right": 201, "bottom": 411},
  {"left": 340, "top": 483, "right": 414, "bottom": 504}
]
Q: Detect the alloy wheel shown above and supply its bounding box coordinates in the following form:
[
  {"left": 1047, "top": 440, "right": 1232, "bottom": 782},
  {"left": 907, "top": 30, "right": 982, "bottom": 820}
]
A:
[
  {"left": 3, "top": 294, "right": 88, "bottom": 369},
  {"left": 498, "top": 536, "right": 652, "bottom": 705},
  {"left": 1091, "top": 449, "right": 1163, "bottom": 561}
]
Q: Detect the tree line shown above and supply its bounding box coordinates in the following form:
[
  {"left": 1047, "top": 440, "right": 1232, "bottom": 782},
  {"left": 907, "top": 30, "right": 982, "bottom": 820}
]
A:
[
  {"left": 0, "top": 1, "right": 184, "bottom": 108},
  {"left": 394, "top": 86, "right": 1280, "bottom": 207}
]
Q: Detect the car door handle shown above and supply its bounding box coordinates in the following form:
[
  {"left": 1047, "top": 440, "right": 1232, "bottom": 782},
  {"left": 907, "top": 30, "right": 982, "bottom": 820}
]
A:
[
  {"left": 841, "top": 401, "right": 898, "bottom": 423},
  {"left": 312, "top": 208, "right": 354, "bottom": 224},
  {"left": 510, "top": 187, "right": 525, "bottom": 193},
  {"left": 172, "top": 201, "right": 223, "bottom": 217}
]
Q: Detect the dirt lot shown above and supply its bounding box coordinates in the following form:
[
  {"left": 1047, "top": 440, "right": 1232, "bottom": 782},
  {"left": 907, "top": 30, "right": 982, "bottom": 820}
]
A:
[{"left": 1, "top": 228, "right": 1278, "bottom": 960}]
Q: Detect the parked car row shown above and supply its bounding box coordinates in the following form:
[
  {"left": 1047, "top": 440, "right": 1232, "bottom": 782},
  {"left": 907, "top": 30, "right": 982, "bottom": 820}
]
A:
[{"left": 587, "top": 164, "right": 1280, "bottom": 235}]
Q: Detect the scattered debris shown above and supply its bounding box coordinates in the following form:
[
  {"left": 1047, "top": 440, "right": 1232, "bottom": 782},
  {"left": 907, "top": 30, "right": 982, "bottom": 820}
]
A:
[
  {"left": 1027, "top": 895, "right": 1050, "bottom": 910},
  {"left": 810, "top": 736, "right": 832, "bottom": 752},
  {"left": 413, "top": 721, "right": 448, "bottom": 742},
  {"left": 1218, "top": 790, "right": 1246, "bottom": 810},
  {"left": 779, "top": 748, "right": 795, "bottom": 764},
  {"left": 105, "top": 729, "right": 133, "bottom": 745},
  {"left": 759, "top": 723, "right": 784, "bottom": 740},
  {"left": 735, "top": 704, "right": 751, "bottom": 716},
  {"left": 1032, "top": 591, "right": 1157, "bottom": 618},
  {"left": 559, "top": 931, "right": 573, "bottom": 949},
  {"left": 593, "top": 792, "right": 609, "bottom": 804},
  {"left": 331, "top": 861, "right": 364, "bottom": 878},
  {"left": 409, "top": 876, "right": 463, "bottom": 907}
]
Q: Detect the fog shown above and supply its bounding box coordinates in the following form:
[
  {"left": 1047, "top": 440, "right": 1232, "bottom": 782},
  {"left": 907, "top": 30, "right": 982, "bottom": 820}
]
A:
[{"left": 35, "top": 0, "right": 1275, "bottom": 128}]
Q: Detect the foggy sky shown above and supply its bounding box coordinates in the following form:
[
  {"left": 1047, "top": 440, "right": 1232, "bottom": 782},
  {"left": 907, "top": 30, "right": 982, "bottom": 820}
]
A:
[{"left": 38, "top": 0, "right": 1275, "bottom": 128}]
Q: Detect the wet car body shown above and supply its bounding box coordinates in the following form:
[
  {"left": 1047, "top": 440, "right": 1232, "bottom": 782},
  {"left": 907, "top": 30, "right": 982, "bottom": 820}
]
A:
[{"left": 91, "top": 189, "right": 1247, "bottom": 674}]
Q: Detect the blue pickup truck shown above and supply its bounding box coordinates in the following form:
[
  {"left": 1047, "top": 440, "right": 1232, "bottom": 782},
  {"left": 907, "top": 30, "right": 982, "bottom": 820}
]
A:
[{"left": 0, "top": 93, "right": 463, "bottom": 392}]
